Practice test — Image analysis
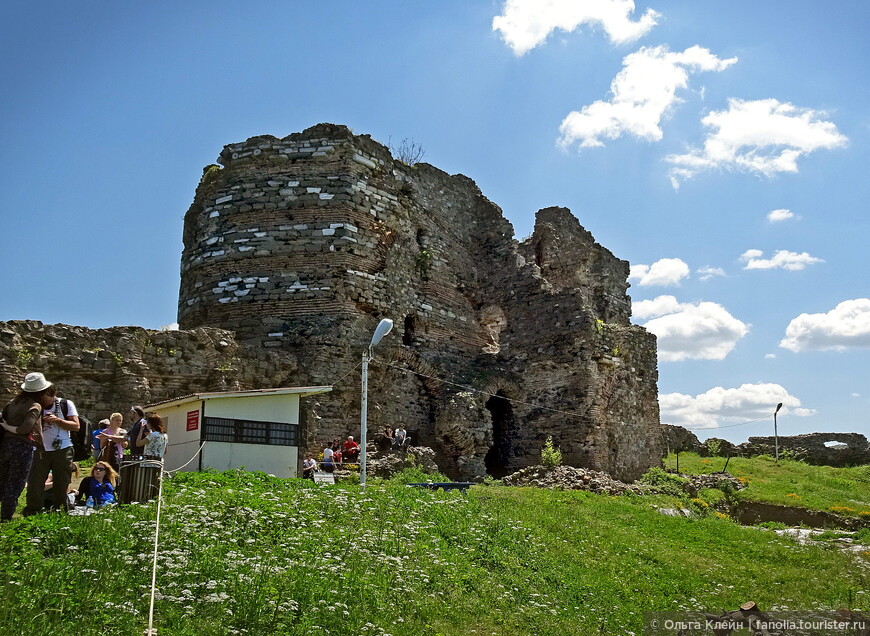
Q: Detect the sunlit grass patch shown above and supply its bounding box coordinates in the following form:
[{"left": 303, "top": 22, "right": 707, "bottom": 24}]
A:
[{"left": 0, "top": 469, "right": 866, "bottom": 635}]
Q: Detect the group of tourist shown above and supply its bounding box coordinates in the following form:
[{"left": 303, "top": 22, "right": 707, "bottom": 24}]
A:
[
  {"left": 380, "top": 425, "right": 410, "bottom": 450},
  {"left": 316, "top": 436, "right": 361, "bottom": 474},
  {"left": 0, "top": 372, "right": 168, "bottom": 521},
  {"left": 301, "top": 426, "right": 412, "bottom": 479}
]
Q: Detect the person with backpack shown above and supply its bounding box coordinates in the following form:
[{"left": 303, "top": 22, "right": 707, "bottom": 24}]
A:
[
  {"left": 0, "top": 372, "right": 53, "bottom": 521},
  {"left": 22, "top": 381, "right": 80, "bottom": 515}
]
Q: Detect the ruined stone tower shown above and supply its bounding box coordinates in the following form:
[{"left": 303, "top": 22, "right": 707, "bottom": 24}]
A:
[{"left": 178, "top": 123, "right": 662, "bottom": 481}]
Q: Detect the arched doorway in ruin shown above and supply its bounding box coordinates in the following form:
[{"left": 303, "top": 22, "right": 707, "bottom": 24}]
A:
[{"left": 484, "top": 390, "right": 514, "bottom": 478}]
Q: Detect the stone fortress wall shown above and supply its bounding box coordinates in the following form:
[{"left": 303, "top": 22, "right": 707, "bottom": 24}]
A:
[
  {"left": 176, "top": 123, "right": 663, "bottom": 481},
  {"left": 0, "top": 321, "right": 302, "bottom": 432}
]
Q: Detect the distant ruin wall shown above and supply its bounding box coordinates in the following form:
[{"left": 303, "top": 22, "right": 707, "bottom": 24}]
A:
[
  {"left": 663, "top": 425, "right": 870, "bottom": 467},
  {"left": 174, "top": 123, "right": 662, "bottom": 481},
  {"left": 743, "top": 433, "right": 870, "bottom": 467}
]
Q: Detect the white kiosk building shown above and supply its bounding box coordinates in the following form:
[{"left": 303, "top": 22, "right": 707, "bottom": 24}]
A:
[{"left": 146, "top": 386, "right": 331, "bottom": 477}]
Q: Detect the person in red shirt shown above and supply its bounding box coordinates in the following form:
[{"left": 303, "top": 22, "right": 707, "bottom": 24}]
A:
[{"left": 343, "top": 436, "right": 360, "bottom": 463}]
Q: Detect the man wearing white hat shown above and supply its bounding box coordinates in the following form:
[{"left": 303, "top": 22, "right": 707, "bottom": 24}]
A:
[{"left": 21, "top": 373, "right": 80, "bottom": 515}]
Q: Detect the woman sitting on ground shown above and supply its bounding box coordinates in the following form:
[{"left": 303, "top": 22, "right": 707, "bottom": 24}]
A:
[
  {"left": 136, "top": 413, "right": 168, "bottom": 459},
  {"left": 379, "top": 426, "right": 394, "bottom": 451},
  {"left": 74, "top": 461, "right": 117, "bottom": 507}
]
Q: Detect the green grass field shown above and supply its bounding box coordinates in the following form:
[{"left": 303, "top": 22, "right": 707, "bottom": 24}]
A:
[
  {"left": 1, "top": 469, "right": 867, "bottom": 635},
  {"left": 666, "top": 452, "right": 870, "bottom": 518}
]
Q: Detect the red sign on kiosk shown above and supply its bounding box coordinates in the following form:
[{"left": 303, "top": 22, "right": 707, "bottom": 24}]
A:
[{"left": 186, "top": 410, "right": 200, "bottom": 432}]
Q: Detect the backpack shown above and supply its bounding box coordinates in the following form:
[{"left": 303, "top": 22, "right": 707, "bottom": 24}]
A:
[{"left": 58, "top": 399, "right": 93, "bottom": 462}]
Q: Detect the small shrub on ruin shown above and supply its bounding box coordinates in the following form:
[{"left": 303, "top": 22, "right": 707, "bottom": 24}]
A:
[
  {"left": 388, "top": 136, "right": 426, "bottom": 166},
  {"left": 541, "top": 436, "right": 562, "bottom": 468},
  {"left": 705, "top": 438, "right": 722, "bottom": 457}
]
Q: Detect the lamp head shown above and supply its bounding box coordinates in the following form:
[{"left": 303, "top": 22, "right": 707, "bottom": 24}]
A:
[
  {"left": 370, "top": 318, "right": 394, "bottom": 347},
  {"left": 775, "top": 402, "right": 783, "bottom": 414}
]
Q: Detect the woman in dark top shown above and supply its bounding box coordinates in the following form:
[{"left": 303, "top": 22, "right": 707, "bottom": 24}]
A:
[{"left": 0, "top": 372, "right": 54, "bottom": 521}]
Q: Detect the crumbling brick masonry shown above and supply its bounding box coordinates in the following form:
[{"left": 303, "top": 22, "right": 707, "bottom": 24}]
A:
[{"left": 176, "top": 123, "right": 663, "bottom": 481}]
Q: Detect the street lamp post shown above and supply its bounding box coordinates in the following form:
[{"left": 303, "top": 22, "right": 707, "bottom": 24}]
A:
[
  {"left": 360, "top": 318, "right": 393, "bottom": 490},
  {"left": 774, "top": 402, "right": 783, "bottom": 462}
]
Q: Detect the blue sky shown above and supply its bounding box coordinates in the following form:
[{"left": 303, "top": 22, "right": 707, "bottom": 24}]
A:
[{"left": 1, "top": 1, "right": 868, "bottom": 442}]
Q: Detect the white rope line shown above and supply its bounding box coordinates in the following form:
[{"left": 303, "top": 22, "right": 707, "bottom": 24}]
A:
[
  {"left": 145, "top": 470, "right": 164, "bottom": 636},
  {"left": 139, "top": 442, "right": 206, "bottom": 634},
  {"left": 165, "top": 442, "right": 207, "bottom": 475}
]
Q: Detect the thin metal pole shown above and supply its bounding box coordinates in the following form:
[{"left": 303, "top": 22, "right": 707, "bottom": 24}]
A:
[
  {"left": 360, "top": 348, "right": 369, "bottom": 490},
  {"left": 774, "top": 410, "right": 779, "bottom": 463}
]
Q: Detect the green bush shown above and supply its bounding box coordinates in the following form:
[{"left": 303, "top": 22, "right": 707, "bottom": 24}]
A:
[
  {"left": 639, "top": 466, "right": 690, "bottom": 497},
  {"left": 389, "top": 466, "right": 449, "bottom": 485},
  {"left": 705, "top": 438, "right": 722, "bottom": 457},
  {"left": 698, "top": 487, "right": 726, "bottom": 507},
  {"left": 541, "top": 436, "right": 562, "bottom": 468}
]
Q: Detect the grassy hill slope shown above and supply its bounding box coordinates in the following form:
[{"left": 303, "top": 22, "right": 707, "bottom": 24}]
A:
[
  {"left": 1, "top": 469, "right": 867, "bottom": 635},
  {"left": 666, "top": 452, "right": 870, "bottom": 518}
]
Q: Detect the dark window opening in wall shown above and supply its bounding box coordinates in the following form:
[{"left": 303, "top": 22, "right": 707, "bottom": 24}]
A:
[
  {"left": 202, "top": 417, "right": 298, "bottom": 446},
  {"left": 534, "top": 240, "right": 544, "bottom": 267},
  {"left": 416, "top": 228, "right": 428, "bottom": 248},
  {"left": 485, "top": 391, "right": 513, "bottom": 478},
  {"left": 403, "top": 315, "right": 416, "bottom": 346}
]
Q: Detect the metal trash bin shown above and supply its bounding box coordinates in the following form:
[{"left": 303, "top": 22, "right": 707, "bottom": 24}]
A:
[{"left": 119, "top": 458, "right": 163, "bottom": 504}]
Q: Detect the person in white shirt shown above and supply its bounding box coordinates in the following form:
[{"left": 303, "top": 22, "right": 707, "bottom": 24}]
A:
[
  {"left": 322, "top": 445, "right": 335, "bottom": 473},
  {"left": 395, "top": 426, "right": 410, "bottom": 448},
  {"left": 22, "top": 381, "right": 80, "bottom": 515}
]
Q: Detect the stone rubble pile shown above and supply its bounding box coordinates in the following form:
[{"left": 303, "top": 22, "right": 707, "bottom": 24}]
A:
[
  {"left": 687, "top": 472, "right": 744, "bottom": 493},
  {"left": 502, "top": 465, "right": 648, "bottom": 495},
  {"left": 366, "top": 446, "right": 440, "bottom": 478}
]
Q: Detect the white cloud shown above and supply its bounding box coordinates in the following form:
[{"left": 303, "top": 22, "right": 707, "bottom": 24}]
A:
[
  {"left": 629, "top": 258, "right": 690, "bottom": 286},
  {"left": 739, "top": 249, "right": 824, "bottom": 271},
  {"left": 697, "top": 266, "right": 725, "bottom": 281},
  {"left": 659, "top": 382, "right": 813, "bottom": 429},
  {"left": 780, "top": 298, "right": 870, "bottom": 352},
  {"left": 764, "top": 353, "right": 776, "bottom": 359},
  {"left": 558, "top": 45, "right": 737, "bottom": 150},
  {"left": 767, "top": 208, "right": 794, "bottom": 223},
  {"left": 853, "top": 393, "right": 861, "bottom": 398},
  {"left": 161, "top": 323, "right": 179, "bottom": 331},
  {"left": 632, "top": 295, "right": 749, "bottom": 361},
  {"left": 667, "top": 98, "right": 848, "bottom": 187},
  {"left": 493, "top": 0, "right": 660, "bottom": 56}
]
